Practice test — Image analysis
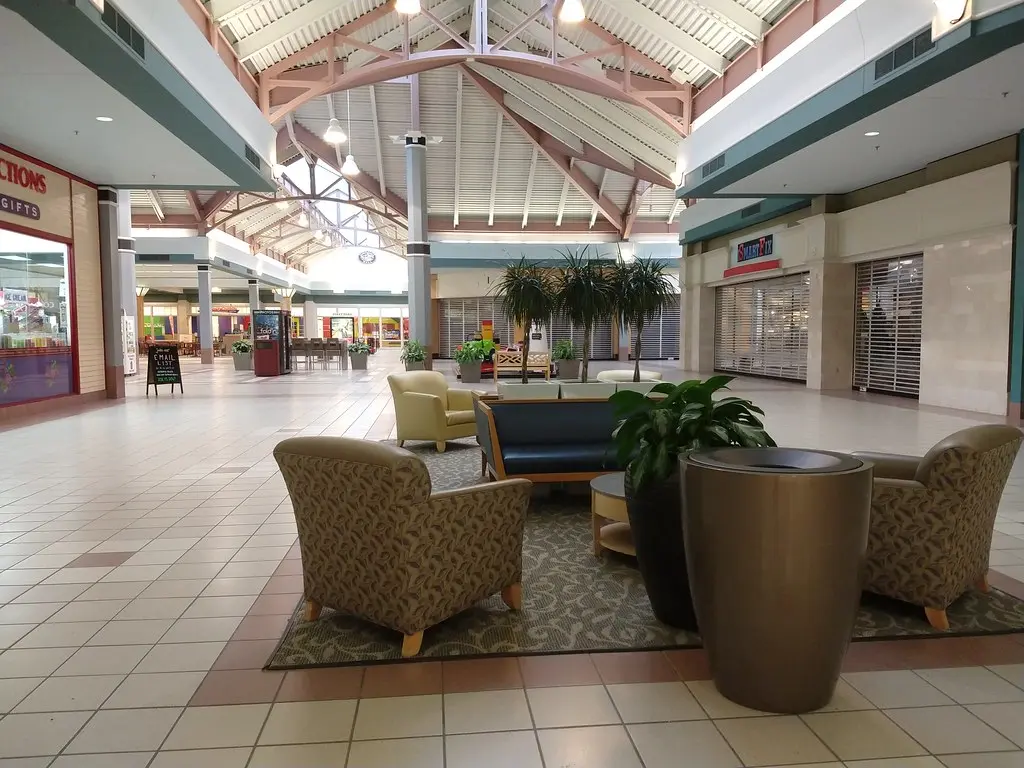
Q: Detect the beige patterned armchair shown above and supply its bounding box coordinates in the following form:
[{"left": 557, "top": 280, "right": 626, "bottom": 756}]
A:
[
  {"left": 853, "top": 425, "right": 1022, "bottom": 629},
  {"left": 274, "top": 437, "right": 532, "bottom": 657},
  {"left": 388, "top": 371, "right": 483, "bottom": 452}
]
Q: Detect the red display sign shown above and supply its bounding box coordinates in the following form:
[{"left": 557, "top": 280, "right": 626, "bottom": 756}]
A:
[{"left": 0, "top": 157, "right": 47, "bottom": 194}]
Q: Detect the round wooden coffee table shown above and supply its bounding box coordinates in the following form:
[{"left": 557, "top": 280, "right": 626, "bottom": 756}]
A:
[{"left": 590, "top": 472, "right": 635, "bottom": 557}]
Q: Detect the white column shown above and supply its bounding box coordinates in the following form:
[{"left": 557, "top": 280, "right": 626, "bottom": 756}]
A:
[
  {"left": 176, "top": 299, "right": 191, "bottom": 339},
  {"left": 304, "top": 300, "right": 320, "bottom": 338},
  {"left": 248, "top": 279, "right": 261, "bottom": 312},
  {"left": 97, "top": 187, "right": 125, "bottom": 397},
  {"left": 197, "top": 265, "right": 214, "bottom": 364},
  {"left": 803, "top": 214, "right": 855, "bottom": 391}
]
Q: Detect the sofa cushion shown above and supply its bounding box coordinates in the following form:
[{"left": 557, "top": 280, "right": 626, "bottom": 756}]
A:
[
  {"left": 488, "top": 400, "right": 617, "bottom": 445},
  {"left": 502, "top": 443, "right": 620, "bottom": 476},
  {"left": 446, "top": 410, "right": 475, "bottom": 427}
]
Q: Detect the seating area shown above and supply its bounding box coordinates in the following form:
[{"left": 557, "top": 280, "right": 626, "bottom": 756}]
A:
[
  {"left": 388, "top": 370, "right": 482, "bottom": 451},
  {"left": 290, "top": 337, "right": 349, "bottom": 370}
]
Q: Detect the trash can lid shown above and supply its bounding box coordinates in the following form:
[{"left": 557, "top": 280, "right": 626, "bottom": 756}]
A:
[{"left": 685, "top": 447, "right": 863, "bottom": 474}]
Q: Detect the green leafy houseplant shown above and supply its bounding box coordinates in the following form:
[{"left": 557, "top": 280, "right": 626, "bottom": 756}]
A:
[
  {"left": 555, "top": 247, "right": 615, "bottom": 383},
  {"left": 400, "top": 340, "right": 427, "bottom": 363},
  {"left": 611, "top": 375, "right": 777, "bottom": 490},
  {"left": 612, "top": 256, "right": 676, "bottom": 382},
  {"left": 453, "top": 341, "right": 486, "bottom": 364},
  {"left": 491, "top": 258, "right": 556, "bottom": 384},
  {"left": 551, "top": 339, "right": 577, "bottom": 361},
  {"left": 231, "top": 339, "right": 253, "bottom": 354},
  {"left": 349, "top": 340, "right": 371, "bottom": 356}
]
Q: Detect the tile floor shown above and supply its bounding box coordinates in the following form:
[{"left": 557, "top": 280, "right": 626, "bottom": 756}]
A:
[{"left": 1, "top": 350, "right": 1024, "bottom": 767}]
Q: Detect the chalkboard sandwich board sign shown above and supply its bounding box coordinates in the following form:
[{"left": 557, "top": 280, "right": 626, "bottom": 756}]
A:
[{"left": 147, "top": 345, "right": 183, "bottom": 396}]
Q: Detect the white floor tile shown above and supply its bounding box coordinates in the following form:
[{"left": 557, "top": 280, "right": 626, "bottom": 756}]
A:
[
  {"left": 446, "top": 731, "right": 543, "bottom": 768},
  {"left": 917, "top": 668, "right": 1024, "bottom": 705},
  {"left": 0, "top": 711, "right": 92, "bottom": 758},
  {"left": 803, "top": 710, "right": 925, "bottom": 761},
  {"left": 248, "top": 743, "right": 349, "bottom": 768},
  {"left": 0, "top": 678, "right": 42, "bottom": 714},
  {"left": 163, "top": 704, "right": 270, "bottom": 749},
  {"left": 844, "top": 670, "right": 956, "bottom": 709},
  {"left": 537, "top": 725, "right": 643, "bottom": 768},
  {"left": 352, "top": 695, "right": 443, "bottom": 740},
  {"left": 14, "top": 674, "right": 124, "bottom": 712},
  {"left": 149, "top": 748, "right": 251, "bottom": 768},
  {"left": 345, "top": 737, "right": 442, "bottom": 768},
  {"left": 885, "top": 706, "right": 1016, "bottom": 754},
  {"left": 135, "top": 641, "right": 227, "bottom": 673},
  {"left": 716, "top": 715, "right": 838, "bottom": 766},
  {"left": 444, "top": 689, "right": 534, "bottom": 734},
  {"left": 687, "top": 679, "right": 774, "bottom": 719},
  {"left": 103, "top": 671, "right": 206, "bottom": 708},
  {"left": 65, "top": 707, "right": 182, "bottom": 753},
  {"left": 629, "top": 721, "right": 742, "bottom": 768},
  {"left": 967, "top": 702, "right": 1024, "bottom": 748},
  {"left": 608, "top": 681, "right": 708, "bottom": 723},
  {"left": 257, "top": 700, "right": 357, "bottom": 745},
  {"left": 527, "top": 684, "right": 620, "bottom": 728}
]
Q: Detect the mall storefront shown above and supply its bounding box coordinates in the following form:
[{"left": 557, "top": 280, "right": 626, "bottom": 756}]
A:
[{"left": 0, "top": 145, "right": 104, "bottom": 416}]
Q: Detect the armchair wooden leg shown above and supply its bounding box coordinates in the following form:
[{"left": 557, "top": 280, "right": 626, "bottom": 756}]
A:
[
  {"left": 397, "top": 440, "right": 404, "bottom": 448},
  {"left": 401, "top": 631, "right": 424, "bottom": 657},
  {"left": 304, "top": 600, "right": 322, "bottom": 622},
  {"left": 501, "top": 583, "right": 522, "bottom": 611},
  {"left": 924, "top": 607, "right": 949, "bottom": 631},
  {"left": 976, "top": 573, "right": 990, "bottom": 593},
  {"left": 436, "top": 441, "right": 446, "bottom": 453}
]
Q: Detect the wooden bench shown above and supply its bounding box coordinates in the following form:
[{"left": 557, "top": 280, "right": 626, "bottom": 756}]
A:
[{"left": 492, "top": 349, "right": 551, "bottom": 381}]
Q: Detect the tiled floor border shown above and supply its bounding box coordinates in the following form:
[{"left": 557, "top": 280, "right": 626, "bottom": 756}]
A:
[{"left": 187, "top": 555, "right": 1024, "bottom": 707}]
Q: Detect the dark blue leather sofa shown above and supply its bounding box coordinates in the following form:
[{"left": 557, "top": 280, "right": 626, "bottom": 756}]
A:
[{"left": 475, "top": 398, "right": 622, "bottom": 482}]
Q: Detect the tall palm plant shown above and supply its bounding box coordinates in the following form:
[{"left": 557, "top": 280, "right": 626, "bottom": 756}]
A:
[
  {"left": 554, "top": 247, "right": 615, "bottom": 383},
  {"left": 492, "top": 257, "right": 556, "bottom": 384},
  {"left": 613, "top": 256, "right": 676, "bottom": 382}
]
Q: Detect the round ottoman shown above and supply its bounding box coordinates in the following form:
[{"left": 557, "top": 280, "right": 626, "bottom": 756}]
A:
[{"left": 596, "top": 370, "right": 663, "bottom": 383}]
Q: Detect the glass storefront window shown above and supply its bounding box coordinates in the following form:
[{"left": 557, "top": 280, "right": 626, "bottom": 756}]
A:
[{"left": 0, "top": 229, "right": 74, "bottom": 405}]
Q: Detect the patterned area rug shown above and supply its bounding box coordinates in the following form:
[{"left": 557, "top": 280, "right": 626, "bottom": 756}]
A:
[{"left": 266, "top": 439, "right": 1024, "bottom": 669}]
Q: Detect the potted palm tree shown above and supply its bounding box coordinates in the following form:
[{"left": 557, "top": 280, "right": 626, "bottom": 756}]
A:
[
  {"left": 611, "top": 376, "right": 775, "bottom": 629},
  {"left": 492, "top": 257, "right": 555, "bottom": 385},
  {"left": 555, "top": 247, "right": 615, "bottom": 384},
  {"left": 454, "top": 341, "right": 485, "bottom": 383},
  {"left": 400, "top": 340, "right": 427, "bottom": 371},
  {"left": 231, "top": 339, "right": 253, "bottom": 371},
  {"left": 551, "top": 340, "right": 580, "bottom": 380},
  {"left": 612, "top": 257, "right": 675, "bottom": 382},
  {"left": 349, "top": 340, "right": 371, "bottom": 370}
]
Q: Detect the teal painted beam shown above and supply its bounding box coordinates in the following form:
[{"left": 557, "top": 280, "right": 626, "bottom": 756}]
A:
[
  {"left": 678, "top": 6, "right": 1024, "bottom": 200},
  {"left": 1009, "top": 130, "right": 1024, "bottom": 410},
  {"left": 681, "top": 197, "right": 810, "bottom": 245},
  {"left": 4, "top": 0, "right": 273, "bottom": 192}
]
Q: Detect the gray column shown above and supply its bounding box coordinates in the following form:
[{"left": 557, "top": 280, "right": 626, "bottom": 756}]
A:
[
  {"left": 304, "top": 299, "right": 320, "bottom": 338},
  {"left": 198, "top": 265, "right": 214, "bottom": 364},
  {"left": 803, "top": 214, "right": 855, "bottom": 391},
  {"left": 248, "top": 279, "right": 261, "bottom": 312},
  {"left": 406, "top": 132, "right": 431, "bottom": 363},
  {"left": 98, "top": 187, "right": 125, "bottom": 398},
  {"left": 176, "top": 299, "right": 191, "bottom": 339},
  {"left": 117, "top": 192, "right": 138, "bottom": 375}
]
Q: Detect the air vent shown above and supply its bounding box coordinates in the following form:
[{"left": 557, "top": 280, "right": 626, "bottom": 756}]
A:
[
  {"left": 874, "top": 30, "right": 933, "bottom": 81},
  {"left": 701, "top": 154, "right": 726, "bottom": 179},
  {"left": 244, "top": 145, "right": 261, "bottom": 169},
  {"left": 101, "top": 2, "right": 145, "bottom": 59},
  {"left": 740, "top": 202, "right": 762, "bottom": 219},
  {"left": 137, "top": 254, "right": 171, "bottom": 262}
]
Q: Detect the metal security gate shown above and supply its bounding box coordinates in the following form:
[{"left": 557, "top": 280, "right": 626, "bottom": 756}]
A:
[
  {"left": 547, "top": 315, "right": 614, "bottom": 359},
  {"left": 630, "top": 295, "right": 681, "bottom": 359},
  {"left": 853, "top": 255, "right": 924, "bottom": 397},
  {"left": 714, "top": 273, "right": 810, "bottom": 381},
  {"left": 438, "top": 298, "right": 516, "bottom": 357}
]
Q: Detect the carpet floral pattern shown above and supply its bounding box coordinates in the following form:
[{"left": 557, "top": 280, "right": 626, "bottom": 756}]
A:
[{"left": 266, "top": 439, "right": 1024, "bottom": 668}]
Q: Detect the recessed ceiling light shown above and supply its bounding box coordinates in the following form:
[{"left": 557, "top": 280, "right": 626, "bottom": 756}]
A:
[
  {"left": 96, "top": 116, "right": 114, "bottom": 122},
  {"left": 864, "top": 131, "right": 880, "bottom": 137}
]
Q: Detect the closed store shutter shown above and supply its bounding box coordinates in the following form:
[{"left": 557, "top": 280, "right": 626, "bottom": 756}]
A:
[
  {"left": 853, "top": 255, "right": 924, "bottom": 397},
  {"left": 714, "top": 273, "right": 810, "bottom": 381},
  {"left": 439, "top": 297, "right": 516, "bottom": 356},
  {"left": 547, "top": 314, "right": 614, "bottom": 359},
  {"left": 630, "top": 295, "right": 681, "bottom": 359}
]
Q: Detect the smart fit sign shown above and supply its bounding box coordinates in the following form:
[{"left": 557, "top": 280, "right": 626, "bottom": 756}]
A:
[{"left": 0, "top": 147, "right": 73, "bottom": 240}]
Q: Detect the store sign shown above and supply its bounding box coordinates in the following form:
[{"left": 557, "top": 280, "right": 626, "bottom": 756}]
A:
[
  {"left": 736, "top": 234, "right": 774, "bottom": 263},
  {"left": 0, "top": 192, "right": 41, "bottom": 221},
  {"left": 0, "top": 156, "right": 47, "bottom": 195}
]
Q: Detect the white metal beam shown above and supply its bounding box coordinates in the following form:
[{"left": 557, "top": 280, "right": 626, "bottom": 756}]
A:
[
  {"left": 368, "top": 86, "right": 387, "bottom": 199},
  {"left": 209, "top": 0, "right": 262, "bottom": 22},
  {"left": 472, "top": 0, "right": 488, "bottom": 51},
  {"left": 489, "top": 0, "right": 602, "bottom": 73},
  {"left": 503, "top": 96, "right": 583, "bottom": 154},
  {"left": 454, "top": 70, "right": 463, "bottom": 228},
  {"left": 595, "top": 0, "right": 726, "bottom": 76},
  {"left": 348, "top": 0, "right": 467, "bottom": 69},
  {"left": 590, "top": 168, "right": 607, "bottom": 228},
  {"left": 237, "top": 0, "right": 346, "bottom": 60},
  {"left": 694, "top": 0, "right": 768, "bottom": 42},
  {"left": 522, "top": 146, "right": 538, "bottom": 228},
  {"left": 147, "top": 191, "right": 165, "bottom": 222},
  {"left": 488, "top": 113, "right": 503, "bottom": 227},
  {"left": 667, "top": 198, "right": 683, "bottom": 224},
  {"left": 555, "top": 175, "right": 570, "bottom": 228}
]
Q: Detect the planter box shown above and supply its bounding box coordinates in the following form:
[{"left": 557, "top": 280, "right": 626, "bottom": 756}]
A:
[
  {"left": 559, "top": 382, "right": 616, "bottom": 400},
  {"left": 232, "top": 352, "right": 252, "bottom": 371},
  {"left": 496, "top": 382, "right": 561, "bottom": 400},
  {"left": 555, "top": 359, "right": 580, "bottom": 380},
  {"left": 350, "top": 353, "right": 369, "bottom": 370},
  {"left": 404, "top": 361, "right": 426, "bottom": 371},
  {"left": 459, "top": 361, "right": 482, "bottom": 383}
]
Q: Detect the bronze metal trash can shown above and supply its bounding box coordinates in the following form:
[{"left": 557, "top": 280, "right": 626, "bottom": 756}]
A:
[{"left": 682, "top": 448, "right": 872, "bottom": 714}]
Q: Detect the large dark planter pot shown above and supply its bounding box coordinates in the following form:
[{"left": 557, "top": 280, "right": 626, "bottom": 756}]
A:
[
  {"left": 460, "top": 361, "right": 482, "bottom": 383},
  {"left": 556, "top": 359, "right": 580, "bottom": 380},
  {"left": 350, "top": 353, "right": 368, "bottom": 370},
  {"left": 625, "top": 469, "right": 698, "bottom": 631}
]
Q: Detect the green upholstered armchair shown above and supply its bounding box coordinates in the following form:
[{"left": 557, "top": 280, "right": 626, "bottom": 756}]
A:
[
  {"left": 853, "top": 425, "right": 1022, "bottom": 629},
  {"left": 274, "top": 437, "right": 532, "bottom": 657},
  {"left": 387, "top": 371, "right": 483, "bottom": 452}
]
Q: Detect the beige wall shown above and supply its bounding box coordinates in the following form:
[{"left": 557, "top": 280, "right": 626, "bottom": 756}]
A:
[
  {"left": 679, "top": 162, "right": 1016, "bottom": 414},
  {"left": 71, "top": 182, "right": 105, "bottom": 395},
  {"left": 434, "top": 270, "right": 506, "bottom": 299}
]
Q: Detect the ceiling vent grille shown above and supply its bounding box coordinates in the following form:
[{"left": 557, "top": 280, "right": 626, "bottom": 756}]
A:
[
  {"left": 701, "top": 154, "right": 726, "bottom": 179},
  {"left": 244, "top": 146, "right": 261, "bottom": 169},
  {"left": 101, "top": 2, "right": 145, "bottom": 59},
  {"left": 740, "top": 202, "right": 762, "bottom": 219},
  {"left": 874, "top": 30, "right": 933, "bottom": 81}
]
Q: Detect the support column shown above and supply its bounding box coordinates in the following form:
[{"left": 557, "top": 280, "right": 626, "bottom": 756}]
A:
[
  {"left": 803, "top": 214, "right": 855, "bottom": 391},
  {"left": 304, "top": 300, "right": 320, "bottom": 338},
  {"left": 406, "top": 132, "right": 431, "bottom": 367},
  {"left": 618, "top": 322, "right": 630, "bottom": 362},
  {"left": 116, "top": 192, "right": 138, "bottom": 375},
  {"left": 98, "top": 187, "right": 125, "bottom": 398},
  {"left": 197, "top": 265, "right": 214, "bottom": 364},
  {"left": 176, "top": 299, "right": 191, "bottom": 339},
  {"left": 248, "top": 279, "right": 261, "bottom": 312},
  {"left": 1009, "top": 130, "right": 1024, "bottom": 421}
]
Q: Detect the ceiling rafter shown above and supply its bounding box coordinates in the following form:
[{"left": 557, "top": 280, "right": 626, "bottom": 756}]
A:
[
  {"left": 454, "top": 69, "right": 464, "bottom": 228},
  {"left": 522, "top": 146, "right": 538, "bottom": 228},
  {"left": 487, "top": 112, "right": 503, "bottom": 227},
  {"left": 693, "top": 0, "right": 768, "bottom": 42}
]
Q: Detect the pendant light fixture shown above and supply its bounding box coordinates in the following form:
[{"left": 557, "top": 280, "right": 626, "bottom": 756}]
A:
[
  {"left": 396, "top": 0, "right": 420, "bottom": 14},
  {"left": 324, "top": 117, "right": 347, "bottom": 145},
  {"left": 559, "top": 0, "right": 585, "bottom": 23},
  {"left": 341, "top": 89, "right": 360, "bottom": 176}
]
